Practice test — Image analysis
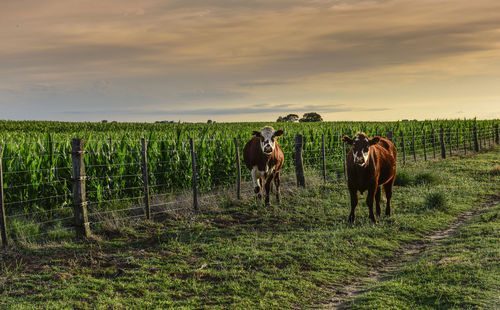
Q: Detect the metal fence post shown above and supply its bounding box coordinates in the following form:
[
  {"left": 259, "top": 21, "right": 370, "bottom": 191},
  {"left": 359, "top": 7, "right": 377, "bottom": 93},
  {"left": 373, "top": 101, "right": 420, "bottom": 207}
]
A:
[
  {"left": 141, "top": 138, "right": 151, "bottom": 219},
  {"left": 190, "top": 138, "right": 198, "bottom": 211},
  {"left": 432, "top": 128, "right": 436, "bottom": 159},
  {"left": 70, "top": 138, "right": 91, "bottom": 239},
  {"left": 234, "top": 138, "right": 242, "bottom": 200},
  {"left": 400, "top": 131, "right": 406, "bottom": 165},
  {"left": 423, "top": 130, "right": 427, "bottom": 161},
  {"left": 294, "top": 134, "right": 305, "bottom": 187},
  {"left": 412, "top": 129, "right": 416, "bottom": 162},
  {"left": 321, "top": 134, "right": 326, "bottom": 183}
]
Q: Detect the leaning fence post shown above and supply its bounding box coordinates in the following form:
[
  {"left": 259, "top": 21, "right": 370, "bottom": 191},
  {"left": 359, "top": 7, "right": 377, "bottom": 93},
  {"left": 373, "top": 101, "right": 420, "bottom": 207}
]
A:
[
  {"left": 439, "top": 128, "right": 446, "bottom": 159},
  {"left": 141, "top": 138, "right": 151, "bottom": 219},
  {"left": 423, "top": 130, "right": 427, "bottom": 161},
  {"left": 233, "top": 138, "right": 242, "bottom": 200},
  {"left": 400, "top": 131, "right": 406, "bottom": 165},
  {"left": 473, "top": 127, "right": 479, "bottom": 152},
  {"left": 71, "top": 138, "right": 91, "bottom": 239},
  {"left": 190, "top": 138, "right": 198, "bottom": 211},
  {"left": 495, "top": 124, "right": 499, "bottom": 144},
  {"left": 0, "top": 147, "right": 8, "bottom": 247},
  {"left": 294, "top": 134, "right": 305, "bottom": 187},
  {"left": 321, "top": 134, "right": 327, "bottom": 183}
]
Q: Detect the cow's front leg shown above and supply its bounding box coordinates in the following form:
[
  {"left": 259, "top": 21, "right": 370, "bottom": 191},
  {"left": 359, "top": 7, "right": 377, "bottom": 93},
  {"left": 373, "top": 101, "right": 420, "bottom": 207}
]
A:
[
  {"left": 251, "top": 167, "right": 262, "bottom": 201},
  {"left": 264, "top": 175, "right": 273, "bottom": 206},
  {"left": 348, "top": 186, "right": 358, "bottom": 223},
  {"left": 274, "top": 171, "right": 281, "bottom": 204},
  {"left": 366, "top": 183, "right": 378, "bottom": 223}
]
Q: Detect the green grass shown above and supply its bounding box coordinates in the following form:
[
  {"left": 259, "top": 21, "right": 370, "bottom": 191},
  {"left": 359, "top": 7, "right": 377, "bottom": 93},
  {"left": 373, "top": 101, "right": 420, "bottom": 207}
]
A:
[
  {"left": 349, "top": 204, "right": 500, "bottom": 310},
  {"left": 0, "top": 147, "right": 499, "bottom": 309}
]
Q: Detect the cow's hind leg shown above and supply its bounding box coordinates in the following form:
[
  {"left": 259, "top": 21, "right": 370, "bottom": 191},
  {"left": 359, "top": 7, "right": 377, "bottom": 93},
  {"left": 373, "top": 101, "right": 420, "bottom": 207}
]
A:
[
  {"left": 274, "top": 171, "right": 281, "bottom": 204},
  {"left": 375, "top": 186, "right": 382, "bottom": 216},
  {"left": 384, "top": 179, "right": 395, "bottom": 216},
  {"left": 348, "top": 187, "right": 358, "bottom": 223}
]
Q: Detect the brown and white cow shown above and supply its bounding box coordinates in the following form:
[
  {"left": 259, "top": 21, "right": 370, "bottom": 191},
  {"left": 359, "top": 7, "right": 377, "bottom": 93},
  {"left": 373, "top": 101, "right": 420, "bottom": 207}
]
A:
[
  {"left": 243, "top": 126, "right": 284, "bottom": 206},
  {"left": 342, "top": 132, "right": 397, "bottom": 223}
]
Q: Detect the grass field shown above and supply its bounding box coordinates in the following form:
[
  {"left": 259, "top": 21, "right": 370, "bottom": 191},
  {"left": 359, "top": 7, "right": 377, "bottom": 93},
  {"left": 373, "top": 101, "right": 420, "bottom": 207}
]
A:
[{"left": 0, "top": 146, "right": 499, "bottom": 309}]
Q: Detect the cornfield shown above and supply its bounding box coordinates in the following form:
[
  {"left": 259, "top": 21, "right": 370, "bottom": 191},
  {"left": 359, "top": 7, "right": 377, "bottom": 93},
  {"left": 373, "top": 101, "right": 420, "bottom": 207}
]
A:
[{"left": 0, "top": 118, "right": 498, "bottom": 242}]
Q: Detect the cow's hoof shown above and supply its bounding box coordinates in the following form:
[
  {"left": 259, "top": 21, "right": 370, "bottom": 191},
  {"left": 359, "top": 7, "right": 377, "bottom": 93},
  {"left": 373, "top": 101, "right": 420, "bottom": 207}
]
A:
[{"left": 254, "top": 186, "right": 260, "bottom": 194}]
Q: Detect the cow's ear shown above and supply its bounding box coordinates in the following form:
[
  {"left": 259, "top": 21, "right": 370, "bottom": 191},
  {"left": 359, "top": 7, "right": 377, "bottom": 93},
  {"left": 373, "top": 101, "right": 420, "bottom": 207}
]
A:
[
  {"left": 252, "top": 131, "right": 261, "bottom": 137},
  {"left": 369, "top": 137, "right": 380, "bottom": 145},
  {"left": 342, "top": 136, "right": 353, "bottom": 145},
  {"left": 273, "top": 130, "right": 284, "bottom": 138}
]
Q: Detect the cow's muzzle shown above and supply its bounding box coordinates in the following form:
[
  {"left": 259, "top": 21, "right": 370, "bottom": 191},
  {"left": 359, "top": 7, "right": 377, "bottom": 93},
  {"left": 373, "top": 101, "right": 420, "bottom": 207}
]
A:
[{"left": 263, "top": 146, "right": 273, "bottom": 154}]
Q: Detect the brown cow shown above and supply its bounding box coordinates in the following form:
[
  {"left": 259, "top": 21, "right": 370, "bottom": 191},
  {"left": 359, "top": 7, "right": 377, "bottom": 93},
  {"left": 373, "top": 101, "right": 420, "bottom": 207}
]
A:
[
  {"left": 243, "top": 126, "right": 284, "bottom": 206},
  {"left": 342, "top": 132, "right": 397, "bottom": 223}
]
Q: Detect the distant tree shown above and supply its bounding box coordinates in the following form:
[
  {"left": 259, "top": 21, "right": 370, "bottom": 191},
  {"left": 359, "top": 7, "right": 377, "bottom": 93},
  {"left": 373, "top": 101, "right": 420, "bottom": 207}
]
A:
[
  {"left": 207, "top": 119, "right": 213, "bottom": 124},
  {"left": 101, "top": 120, "right": 108, "bottom": 123},
  {"left": 299, "top": 112, "right": 323, "bottom": 122},
  {"left": 284, "top": 114, "right": 299, "bottom": 122},
  {"left": 276, "top": 116, "right": 285, "bottom": 122}
]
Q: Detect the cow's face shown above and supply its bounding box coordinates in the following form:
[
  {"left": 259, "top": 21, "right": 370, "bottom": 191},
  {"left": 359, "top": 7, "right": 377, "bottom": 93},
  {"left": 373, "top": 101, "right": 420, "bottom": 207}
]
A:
[
  {"left": 252, "top": 126, "right": 284, "bottom": 155},
  {"left": 342, "top": 133, "right": 380, "bottom": 166}
]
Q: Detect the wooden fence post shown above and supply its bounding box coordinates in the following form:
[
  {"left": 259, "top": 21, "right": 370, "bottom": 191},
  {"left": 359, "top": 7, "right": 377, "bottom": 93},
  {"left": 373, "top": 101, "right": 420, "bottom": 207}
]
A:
[
  {"left": 71, "top": 138, "right": 91, "bottom": 239},
  {"left": 495, "top": 124, "right": 499, "bottom": 144},
  {"left": 411, "top": 129, "right": 416, "bottom": 162},
  {"left": 321, "top": 134, "right": 326, "bottom": 183},
  {"left": 294, "top": 134, "right": 305, "bottom": 187},
  {"left": 190, "top": 138, "right": 198, "bottom": 211},
  {"left": 400, "top": 131, "right": 406, "bottom": 165},
  {"left": 234, "top": 138, "right": 242, "bottom": 200},
  {"left": 439, "top": 128, "right": 446, "bottom": 159},
  {"left": 0, "top": 147, "right": 8, "bottom": 247},
  {"left": 455, "top": 128, "right": 459, "bottom": 154},
  {"left": 423, "top": 130, "right": 427, "bottom": 161},
  {"left": 473, "top": 127, "right": 479, "bottom": 152},
  {"left": 432, "top": 129, "right": 436, "bottom": 159},
  {"left": 141, "top": 138, "right": 151, "bottom": 219}
]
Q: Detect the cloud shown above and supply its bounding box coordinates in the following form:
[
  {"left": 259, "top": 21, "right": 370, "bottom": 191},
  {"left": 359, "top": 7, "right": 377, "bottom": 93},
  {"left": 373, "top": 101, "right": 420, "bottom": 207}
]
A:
[{"left": 62, "top": 103, "right": 350, "bottom": 116}]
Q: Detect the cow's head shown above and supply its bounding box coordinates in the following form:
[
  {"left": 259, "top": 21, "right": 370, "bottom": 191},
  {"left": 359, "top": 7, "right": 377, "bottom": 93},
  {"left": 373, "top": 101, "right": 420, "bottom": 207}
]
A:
[
  {"left": 342, "top": 133, "right": 380, "bottom": 166},
  {"left": 252, "top": 126, "right": 284, "bottom": 155}
]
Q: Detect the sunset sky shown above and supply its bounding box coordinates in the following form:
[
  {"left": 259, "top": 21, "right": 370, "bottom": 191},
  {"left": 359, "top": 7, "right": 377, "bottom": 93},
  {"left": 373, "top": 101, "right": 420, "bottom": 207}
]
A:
[{"left": 1, "top": 0, "right": 500, "bottom": 122}]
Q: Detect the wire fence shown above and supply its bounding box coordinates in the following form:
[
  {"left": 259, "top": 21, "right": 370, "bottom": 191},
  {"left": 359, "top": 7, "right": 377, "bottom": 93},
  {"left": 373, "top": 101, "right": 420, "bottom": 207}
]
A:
[{"left": 0, "top": 124, "right": 498, "bottom": 245}]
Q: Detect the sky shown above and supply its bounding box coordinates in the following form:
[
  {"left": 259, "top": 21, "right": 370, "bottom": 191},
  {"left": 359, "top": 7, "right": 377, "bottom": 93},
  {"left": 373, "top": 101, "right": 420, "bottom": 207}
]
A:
[{"left": 1, "top": 0, "right": 500, "bottom": 123}]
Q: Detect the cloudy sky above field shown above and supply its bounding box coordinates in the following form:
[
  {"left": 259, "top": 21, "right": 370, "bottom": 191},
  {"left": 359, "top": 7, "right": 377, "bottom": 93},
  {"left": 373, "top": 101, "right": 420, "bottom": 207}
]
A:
[{"left": 1, "top": 0, "right": 500, "bottom": 122}]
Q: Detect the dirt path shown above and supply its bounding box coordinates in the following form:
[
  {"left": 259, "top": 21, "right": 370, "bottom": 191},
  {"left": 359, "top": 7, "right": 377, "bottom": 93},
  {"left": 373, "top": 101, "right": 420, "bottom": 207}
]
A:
[{"left": 320, "top": 194, "right": 500, "bottom": 310}]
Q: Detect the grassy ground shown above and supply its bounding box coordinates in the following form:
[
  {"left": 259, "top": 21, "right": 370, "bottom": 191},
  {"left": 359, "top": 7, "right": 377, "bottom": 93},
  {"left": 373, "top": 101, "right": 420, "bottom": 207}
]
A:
[
  {"left": 348, "top": 201, "right": 500, "bottom": 310},
  {"left": 1, "top": 147, "right": 499, "bottom": 309}
]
